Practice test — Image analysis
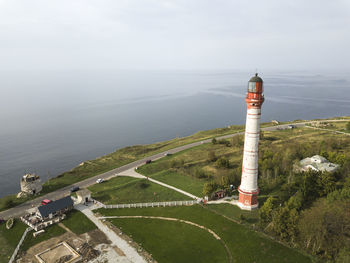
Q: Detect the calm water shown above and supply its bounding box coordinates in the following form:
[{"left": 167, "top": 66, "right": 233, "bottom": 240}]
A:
[{"left": 0, "top": 69, "right": 349, "bottom": 197}]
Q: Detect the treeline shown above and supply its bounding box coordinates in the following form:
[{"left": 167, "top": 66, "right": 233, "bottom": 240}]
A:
[{"left": 258, "top": 136, "right": 350, "bottom": 262}]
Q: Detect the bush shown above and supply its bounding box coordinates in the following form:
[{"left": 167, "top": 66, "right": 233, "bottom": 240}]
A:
[
  {"left": 202, "top": 181, "right": 218, "bottom": 196},
  {"left": 216, "top": 157, "right": 230, "bottom": 168},
  {"left": 346, "top": 122, "right": 350, "bottom": 132},
  {"left": 208, "top": 151, "right": 217, "bottom": 162}
]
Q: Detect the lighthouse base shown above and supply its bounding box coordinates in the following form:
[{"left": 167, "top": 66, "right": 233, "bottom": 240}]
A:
[{"left": 238, "top": 188, "right": 259, "bottom": 210}]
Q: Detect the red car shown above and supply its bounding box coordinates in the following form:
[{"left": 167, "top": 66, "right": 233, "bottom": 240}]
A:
[
  {"left": 41, "top": 199, "right": 52, "bottom": 205},
  {"left": 145, "top": 160, "right": 152, "bottom": 164}
]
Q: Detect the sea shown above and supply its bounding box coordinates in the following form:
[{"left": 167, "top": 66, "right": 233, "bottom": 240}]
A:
[{"left": 0, "top": 69, "right": 349, "bottom": 197}]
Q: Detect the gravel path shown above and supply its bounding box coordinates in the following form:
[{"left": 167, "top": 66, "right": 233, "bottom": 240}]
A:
[{"left": 76, "top": 204, "right": 147, "bottom": 263}]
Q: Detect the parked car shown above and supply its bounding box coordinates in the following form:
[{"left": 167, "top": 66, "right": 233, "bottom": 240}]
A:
[
  {"left": 96, "top": 178, "right": 104, "bottom": 184},
  {"left": 145, "top": 160, "right": 152, "bottom": 164},
  {"left": 70, "top": 186, "right": 80, "bottom": 193},
  {"left": 41, "top": 199, "right": 52, "bottom": 206},
  {"left": 164, "top": 152, "right": 172, "bottom": 156}
]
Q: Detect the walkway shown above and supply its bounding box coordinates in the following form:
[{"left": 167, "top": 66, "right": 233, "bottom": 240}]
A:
[
  {"left": 118, "top": 168, "right": 200, "bottom": 200},
  {"left": 76, "top": 204, "right": 147, "bottom": 263}
]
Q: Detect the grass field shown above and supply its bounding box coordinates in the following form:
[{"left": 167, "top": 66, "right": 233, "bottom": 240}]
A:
[
  {"left": 20, "top": 224, "right": 66, "bottom": 252},
  {"left": 111, "top": 218, "right": 228, "bottom": 263},
  {"left": 97, "top": 205, "right": 313, "bottom": 263},
  {"left": 149, "top": 170, "right": 206, "bottom": 197},
  {"left": 61, "top": 209, "right": 97, "bottom": 235},
  {"left": 89, "top": 176, "right": 190, "bottom": 204},
  {"left": 206, "top": 203, "right": 259, "bottom": 224},
  {"left": 0, "top": 219, "right": 27, "bottom": 263}
]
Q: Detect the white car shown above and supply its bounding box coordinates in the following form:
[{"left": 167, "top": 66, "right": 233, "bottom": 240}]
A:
[{"left": 96, "top": 178, "right": 104, "bottom": 184}]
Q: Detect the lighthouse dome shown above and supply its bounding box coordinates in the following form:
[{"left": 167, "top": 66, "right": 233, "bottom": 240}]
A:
[{"left": 249, "top": 73, "right": 263, "bottom": 83}]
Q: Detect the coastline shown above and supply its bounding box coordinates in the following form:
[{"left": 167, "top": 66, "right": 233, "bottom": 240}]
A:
[{"left": 0, "top": 116, "right": 349, "bottom": 216}]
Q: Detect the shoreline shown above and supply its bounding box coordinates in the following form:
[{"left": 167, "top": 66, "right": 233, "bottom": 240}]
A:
[{"left": 0, "top": 116, "right": 349, "bottom": 217}]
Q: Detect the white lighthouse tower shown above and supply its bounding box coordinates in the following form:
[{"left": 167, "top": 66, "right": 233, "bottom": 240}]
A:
[{"left": 238, "top": 73, "right": 264, "bottom": 210}]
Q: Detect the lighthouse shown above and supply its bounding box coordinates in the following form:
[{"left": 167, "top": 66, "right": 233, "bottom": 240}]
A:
[{"left": 238, "top": 73, "right": 264, "bottom": 210}]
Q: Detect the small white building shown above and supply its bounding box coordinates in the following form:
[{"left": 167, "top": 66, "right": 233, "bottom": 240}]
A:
[
  {"left": 76, "top": 189, "right": 92, "bottom": 204},
  {"left": 298, "top": 155, "right": 339, "bottom": 173}
]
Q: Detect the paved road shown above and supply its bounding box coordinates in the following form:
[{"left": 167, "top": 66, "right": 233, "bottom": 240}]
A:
[{"left": 0, "top": 119, "right": 347, "bottom": 219}]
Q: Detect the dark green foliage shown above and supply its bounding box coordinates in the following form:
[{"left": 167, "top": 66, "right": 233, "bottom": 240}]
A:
[
  {"left": 211, "top": 138, "right": 217, "bottom": 144},
  {"left": 192, "top": 167, "right": 208, "bottom": 179},
  {"left": 208, "top": 150, "right": 217, "bottom": 162},
  {"left": 259, "top": 196, "right": 277, "bottom": 223},
  {"left": 298, "top": 200, "right": 350, "bottom": 260},
  {"left": 216, "top": 157, "right": 230, "bottom": 168},
  {"left": 202, "top": 181, "right": 219, "bottom": 196},
  {"left": 231, "top": 135, "right": 244, "bottom": 147},
  {"left": 346, "top": 122, "right": 350, "bottom": 132}
]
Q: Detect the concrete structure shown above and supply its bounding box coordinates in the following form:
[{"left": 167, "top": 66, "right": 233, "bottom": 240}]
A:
[
  {"left": 76, "top": 189, "right": 92, "bottom": 204},
  {"left": 17, "top": 173, "right": 42, "bottom": 198},
  {"left": 238, "top": 73, "right": 264, "bottom": 210},
  {"left": 35, "top": 242, "right": 81, "bottom": 263},
  {"left": 297, "top": 155, "right": 339, "bottom": 173}
]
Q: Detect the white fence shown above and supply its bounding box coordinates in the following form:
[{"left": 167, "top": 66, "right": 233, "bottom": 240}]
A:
[
  {"left": 103, "top": 200, "right": 197, "bottom": 209},
  {"left": 9, "top": 227, "right": 31, "bottom": 263}
]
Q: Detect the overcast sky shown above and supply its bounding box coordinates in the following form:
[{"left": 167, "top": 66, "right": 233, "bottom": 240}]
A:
[{"left": 0, "top": 0, "right": 349, "bottom": 71}]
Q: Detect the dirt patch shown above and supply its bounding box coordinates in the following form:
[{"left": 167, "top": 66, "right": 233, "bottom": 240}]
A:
[
  {"left": 113, "top": 246, "right": 126, "bottom": 257},
  {"left": 82, "top": 229, "right": 110, "bottom": 247},
  {"left": 35, "top": 242, "right": 80, "bottom": 263},
  {"left": 19, "top": 228, "right": 109, "bottom": 263}
]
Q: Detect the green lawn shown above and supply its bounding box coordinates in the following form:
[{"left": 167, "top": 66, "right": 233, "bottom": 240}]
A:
[
  {"left": 0, "top": 219, "right": 27, "bottom": 263},
  {"left": 89, "top": 177, "right": 191, "bottom": 204},
  {"left": 61, "top": 209, "right": 97, "bottom": 235},
  {"left": 151, "top": 170, "right": 206, "bottom": 197},
  {"left": 111, "top": 218, "right": 228, "bottom": 263},
  {"left": 20, "top": 224, "right": 66, "bottom": 252},
  {"left": 97, "top": 205, "right": 313, "bottom": 263},
  {"left": 206, "top": 203, "right": 259, "bottom": 224}
]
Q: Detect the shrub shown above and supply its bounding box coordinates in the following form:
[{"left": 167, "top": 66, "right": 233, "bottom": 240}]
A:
[
  {"left": 216, "top": 157, "right": 230, "bottom": 168},
  {"left": 208, "top": 151, "right": 217, "bottom": 162}
]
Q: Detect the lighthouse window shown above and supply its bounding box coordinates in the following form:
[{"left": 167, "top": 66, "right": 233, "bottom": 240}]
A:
[{"left": 248, "top": 82, "right": 256, "bottom": 92}]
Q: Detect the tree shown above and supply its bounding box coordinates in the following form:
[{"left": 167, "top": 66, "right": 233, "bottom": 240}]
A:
[
  {"left": 211, "top": 138, "right": 217, "bottom": 144},
  {"left": 219, "top": 176, "right": 229, "bottom": 189},
  {"left": 259, "top": 196, "right": 277, "bottom": 223},
  {"left": 216, "top": 157, "right": 230, "bottom": 168},
  {"left": 231, "top": 135, "right": 244, "bottom": 147},
  {"left": 208, "top": 151, "right": 217, "bottom": 162},
  {"left": 202, "top": 181, "right": 218, "bottom": 196},
  {"left": 298, "top": 200, "right": 350, "bottom": 259}
]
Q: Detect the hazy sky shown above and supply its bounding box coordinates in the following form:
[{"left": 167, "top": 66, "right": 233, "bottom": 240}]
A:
[{"left": 0, "top": 0, "right": 349, "bottom": 71}]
